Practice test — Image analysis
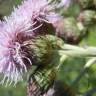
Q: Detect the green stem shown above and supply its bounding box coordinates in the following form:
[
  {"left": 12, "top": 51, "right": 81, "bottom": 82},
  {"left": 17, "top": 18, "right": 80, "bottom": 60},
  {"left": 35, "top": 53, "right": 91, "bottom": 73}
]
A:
[
  {"left": 56, "top": 55, "right": 68, "bottom": 70},
  {"left": 59, "top": 44, "right": 96, "bottom": 57},
  {"left": 71, "top": 57, "right": 96, "bottom": 85},
  {"left": 62, "top": 44, "right": 85, "bottom": 51},
  {"left": 84, "top": 57, "right": 96, "bottom": 68}
]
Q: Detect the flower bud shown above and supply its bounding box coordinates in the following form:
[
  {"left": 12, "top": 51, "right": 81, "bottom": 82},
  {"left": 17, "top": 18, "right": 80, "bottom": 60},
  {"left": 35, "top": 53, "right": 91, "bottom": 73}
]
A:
[
  {"left": 25, "top": 35, "right": 64, "bottom": 65},
  {"left": 78, "top": 10, "right": 96, "bottom": 26},
  {"left": 27, "top": 67, "right": 56, "bottom": 96},
  {"left": 55, "top": 17, "right": 86, "bottom": 44}
]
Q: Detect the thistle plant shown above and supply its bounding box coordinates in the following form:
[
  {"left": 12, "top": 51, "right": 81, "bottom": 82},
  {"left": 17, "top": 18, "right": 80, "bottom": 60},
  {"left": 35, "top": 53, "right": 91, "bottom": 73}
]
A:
[{"left": 0, "top": 0, "right": 96, "bottom": 96}]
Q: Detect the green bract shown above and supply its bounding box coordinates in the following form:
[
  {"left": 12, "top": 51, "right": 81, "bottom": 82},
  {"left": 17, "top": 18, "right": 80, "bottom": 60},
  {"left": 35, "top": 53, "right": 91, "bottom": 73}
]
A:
[
  {"left": 25, "top": 35, "right": 64, "bottom": 65},
  {"left": 28, "top": 66, "right": 56, "bottom": 95},
  {"left": 56, "top": 17, "right": 86, "bottom": 44},
  {"left": 78, "top": 10, "right": 96, "bottom": 26}
]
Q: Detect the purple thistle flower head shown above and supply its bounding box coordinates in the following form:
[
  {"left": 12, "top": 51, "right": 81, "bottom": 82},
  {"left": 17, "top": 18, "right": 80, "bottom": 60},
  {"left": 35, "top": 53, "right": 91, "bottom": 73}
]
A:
[{"left": 0, "top": 0, "right": 60, "bottom": 86}]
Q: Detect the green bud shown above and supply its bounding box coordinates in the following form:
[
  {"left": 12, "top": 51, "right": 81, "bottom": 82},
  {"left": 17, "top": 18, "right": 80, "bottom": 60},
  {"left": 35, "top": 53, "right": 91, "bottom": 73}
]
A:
[
  {"left": 56, "top": 17, "right": 86, "bottom": 44},
  {"left": 78, "top": 10, "right": 96, "bottom": 26},
  {"left": 28, "top": 67, "right": 56, "bottom": 95},
  {"left": 25, "top": 35, "right": 64, "bottom": 65}
]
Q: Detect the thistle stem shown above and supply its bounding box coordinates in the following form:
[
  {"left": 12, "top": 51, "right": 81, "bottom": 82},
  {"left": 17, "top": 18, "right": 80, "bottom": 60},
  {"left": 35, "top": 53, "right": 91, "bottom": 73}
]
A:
[
  {"left": 71, "top": 57, "right": 96, "bottom": 85},
  {"left": 56, "top": 55, "right": 67, "bottom": 70},
  {"left": 59, "top": 44, "right": 96, "bottom": 57},
  {"left": 62, "top": 44, "right": 85, "bottom": 51}
]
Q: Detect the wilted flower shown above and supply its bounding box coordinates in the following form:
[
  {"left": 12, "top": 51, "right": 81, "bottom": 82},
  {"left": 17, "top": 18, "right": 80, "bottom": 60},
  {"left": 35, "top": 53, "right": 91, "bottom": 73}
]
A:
[{"left": 0, "top": 0, "right": 60, "bottom": 85}]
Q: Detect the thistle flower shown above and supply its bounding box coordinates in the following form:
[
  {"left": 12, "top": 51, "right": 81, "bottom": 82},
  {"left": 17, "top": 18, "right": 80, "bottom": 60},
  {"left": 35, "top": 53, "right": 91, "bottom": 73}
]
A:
[{"left": 0, "top": 0, "right": 60, "bottom": 85}]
